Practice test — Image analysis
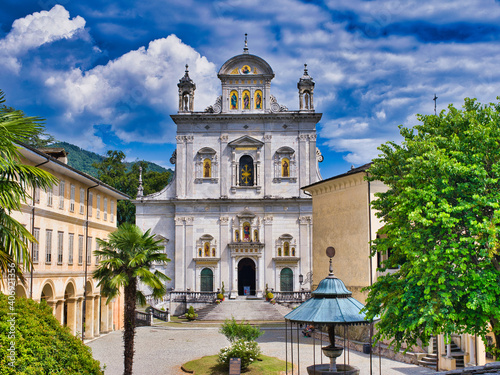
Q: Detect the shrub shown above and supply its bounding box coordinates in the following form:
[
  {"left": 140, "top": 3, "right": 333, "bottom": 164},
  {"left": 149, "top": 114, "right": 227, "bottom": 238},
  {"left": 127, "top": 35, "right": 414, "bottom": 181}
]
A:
[
  {"left": 217, "top": 339, "right": 261, "bottom": 370},
  {"left": 266, "top": 292, "right": 274, "bottom": 300},
  {"left": 217, "top": 293, "right": 224, "bottom": 300},
  {"left": 0, "top": 294, "right": 103, "bottom": 374},
  {"left": 219, "top": 317, "right": 263, "bottom": 342},
  {"left": 185, "top": 306, "right": 198, "bottom": 321}
]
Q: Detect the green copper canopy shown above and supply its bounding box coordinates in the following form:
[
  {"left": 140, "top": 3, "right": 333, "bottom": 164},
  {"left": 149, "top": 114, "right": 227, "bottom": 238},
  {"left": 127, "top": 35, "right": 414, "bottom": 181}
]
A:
[{"left": 285, "top": 273, "right": 373, "bottom": 326}]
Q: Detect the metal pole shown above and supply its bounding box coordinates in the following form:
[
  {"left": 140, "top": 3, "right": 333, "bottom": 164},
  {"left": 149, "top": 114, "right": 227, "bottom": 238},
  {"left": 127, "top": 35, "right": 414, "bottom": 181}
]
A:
[
  {"left": 286, "top": 320, "right": 288, "bottom": 373},
  {"left": 313, "top": 325, "right": 316, "bottom": 375},
  {"left": 379, "top": 338, "right": 381, "bottom": 375},
  {"left": 291, "top": 322, "right": 294, "bottom": 375},
  {"left": 82, "top": 184, "right": 98, "bottom": 342},
  {"left": 297, "top": 324, "right": 300, "bottom": 375},
  {"left": 370, "top": 323, "right": 373, "bottom": 375}
]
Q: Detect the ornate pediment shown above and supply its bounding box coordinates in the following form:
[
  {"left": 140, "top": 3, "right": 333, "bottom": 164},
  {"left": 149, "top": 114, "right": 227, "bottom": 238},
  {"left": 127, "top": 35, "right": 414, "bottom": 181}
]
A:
[{"left": 228, "top": 135, "right": 264, "bottom": 149}]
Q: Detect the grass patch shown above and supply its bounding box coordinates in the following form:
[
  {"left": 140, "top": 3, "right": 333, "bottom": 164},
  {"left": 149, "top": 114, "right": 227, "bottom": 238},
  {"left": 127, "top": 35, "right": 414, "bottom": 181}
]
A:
[{"left": 182, "top": 354, "right": 291, "bottom": 374}]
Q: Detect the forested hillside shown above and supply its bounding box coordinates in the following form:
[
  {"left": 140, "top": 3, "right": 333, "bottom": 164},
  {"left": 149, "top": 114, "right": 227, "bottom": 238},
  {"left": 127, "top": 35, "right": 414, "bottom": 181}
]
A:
[{"left": 49, "top": 141, "right": 170, "bottom": 177}]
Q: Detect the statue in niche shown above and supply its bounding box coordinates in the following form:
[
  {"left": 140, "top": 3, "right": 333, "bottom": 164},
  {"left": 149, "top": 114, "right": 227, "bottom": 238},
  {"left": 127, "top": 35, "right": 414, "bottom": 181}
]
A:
[
  {"left": 278, "top": 248, "right": 282, "bottom": 256},
  {"left": 212, "top": 248, "right": 216, "bottom": 257},
  {"left": 254, "top": 230, "right": 259, "bottom": 242},
  {"left": 292, "top": 247, "right": 296, "bottom": 256},
  {"left": 204, "top": 242, "right": 210, "bottom": 257},
  {"left": 284, "top": 242, "right": 290, "bottom": 256},
  {"left": 255, "top": 92, "right": 262, "bottom": 109},
  {"left": 231, "top": 93, "right": 238, "bottom": 109},
  {"left": 243, "top": 222, "right": 251, "bottom": 242},
  {"left": 203, "top": 159, "right": 211, "bottom": 178},
  {"left": 235, "top": 230, "right": 240, "bottom": 242},
  {"left": 198, "top": 248, "right": 202, "bottom": 257},
  {"left": 304, "top": 93, "right": 310, "bottom": 109},
  {"left": 183, "top": 94, "right": 189, "bottom": 111},
  {"left": 243, "top": 92, "right": 250, "bottom": 109},
  {"left": 282, "top": 159, "right": 289, "bottom": 177}
]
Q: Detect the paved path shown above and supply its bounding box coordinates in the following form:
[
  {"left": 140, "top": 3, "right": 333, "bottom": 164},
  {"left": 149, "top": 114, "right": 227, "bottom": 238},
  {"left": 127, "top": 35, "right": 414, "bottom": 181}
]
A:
[{"left": 88, "top": 325, "right": 437, "bottom": 375}]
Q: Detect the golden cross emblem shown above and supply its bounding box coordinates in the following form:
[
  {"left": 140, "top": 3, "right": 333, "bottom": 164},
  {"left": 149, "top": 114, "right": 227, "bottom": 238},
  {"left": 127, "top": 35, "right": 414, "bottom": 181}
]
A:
[{"left": 241, "top": 164, "right": 252, "bottom": 184}]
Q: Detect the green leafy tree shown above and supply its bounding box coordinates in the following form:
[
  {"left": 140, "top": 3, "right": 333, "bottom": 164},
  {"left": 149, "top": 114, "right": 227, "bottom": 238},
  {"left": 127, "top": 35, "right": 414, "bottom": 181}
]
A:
[
  {"left": 363, "top": 98, "right": 500, "bottom": 358},
  {"left": 0, "top": 294, "right": 103, "bottom": 374},
  {"left": 93, "top": 152, "right": 172, "bottom": 225},
  {"left": 93, "top": 223, "right": 170, "bottom": 375},
  {"left": 0, "top": 91, "right": 57, "bottom": 282}
]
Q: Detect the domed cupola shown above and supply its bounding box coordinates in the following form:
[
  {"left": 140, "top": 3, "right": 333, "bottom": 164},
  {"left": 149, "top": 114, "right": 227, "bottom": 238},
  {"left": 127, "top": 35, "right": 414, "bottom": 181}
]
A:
[
  {"left": 178, "top": 64, "right": 196, "bottom": 113},
  {"left": 298, "top": 63, "right": 315, "bottom": 111},
  {"left": 217, "top": 34, "right": 275, "bottom": 113}
]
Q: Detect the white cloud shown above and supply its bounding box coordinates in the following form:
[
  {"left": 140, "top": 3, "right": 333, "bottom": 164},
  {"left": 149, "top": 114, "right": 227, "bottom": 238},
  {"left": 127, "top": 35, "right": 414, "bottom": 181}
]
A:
[
  {"left": 325, "top": 137, "right": 389, "bottom": 165},
  {"left": 44, "top": 34, "right": 218, "bottom": 144},
  {"left": 0, "top": 5, "right": 86, "bottom": 73},
  {"left": 321, "top": 119, "right": 369, "bottom": 139}
]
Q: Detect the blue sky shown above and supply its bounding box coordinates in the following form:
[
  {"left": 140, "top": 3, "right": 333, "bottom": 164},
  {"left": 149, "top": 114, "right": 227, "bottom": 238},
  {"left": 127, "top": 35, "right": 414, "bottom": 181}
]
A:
[{"left": 2, "top": 1, "right": 500, "bottom": 178}]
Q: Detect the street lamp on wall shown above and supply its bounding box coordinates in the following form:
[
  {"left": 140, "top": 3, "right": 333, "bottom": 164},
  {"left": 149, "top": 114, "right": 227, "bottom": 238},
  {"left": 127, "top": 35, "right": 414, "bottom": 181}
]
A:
[{"left": 299, "top": 274, "right": 304, "bottom": 286}]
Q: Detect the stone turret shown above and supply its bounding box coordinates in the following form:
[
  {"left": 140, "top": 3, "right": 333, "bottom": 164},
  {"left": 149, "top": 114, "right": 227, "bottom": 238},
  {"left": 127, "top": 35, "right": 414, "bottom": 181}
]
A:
[
  {"left": 298, "top": 64, "right": 315, "bottom": 111},
  {"left": 178, "top": 65, "right": 196, "bottom": 113}
]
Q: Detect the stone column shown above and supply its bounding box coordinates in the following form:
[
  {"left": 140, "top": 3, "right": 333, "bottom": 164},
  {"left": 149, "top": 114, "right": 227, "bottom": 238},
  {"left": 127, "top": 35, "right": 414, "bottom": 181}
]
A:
[
  {"left": 299, "top": 215, "right": 312, "bottom": 289},
  {"left": 174, "top": 217, "right": 185, "bottom": 291},
  {"left": 176, "top": 136, "right": 185, "bottom": 198},
  {"left": 85, "top": 295, "right": 94, "bottom": 339},
  {"left": 220, "top": 135, "right": 229, "bottom": 198},
  {"left": 185, "top": 136, "right": 194, "bottom": 197},
  {"left": 54, "top": 300, "right": 64, "bottom": 324},
  {"left": 263, "top": 215, "right": 273, "bottom": 289},
  {"left": 298, "top": 134, "right": 308, "bottom": 198},
  {"left": 220, "top": 216, "right": 230, "bottom": 296},
  {"left": 185, "top": 216, "right": 194, "bottom": 290},
  {"left": 76, "top": 297, "right": 83, "bottom": 337},
  {"left": 257, "top": 255, "right": 264, "bottom": 298},
  {"left": 66, "top": 297, "right": 78, "bottom": 335},
  {"left": 263, "top": 135, "right": 272, "bottom": 196},
  {"left": 100, "top": 297, "right": 109, "bottom": 333},
  {"left": 308, "top": 134, "right": 317, "bottom": 184},
  {"left": 93, "top": 296, "right": 100, "bottom": 336},
  {"left": 468, "top": 335, "right": 476, "bottom": 366},
  {"left": 230, "top": 255, "right": 238, "bottom": 298}
]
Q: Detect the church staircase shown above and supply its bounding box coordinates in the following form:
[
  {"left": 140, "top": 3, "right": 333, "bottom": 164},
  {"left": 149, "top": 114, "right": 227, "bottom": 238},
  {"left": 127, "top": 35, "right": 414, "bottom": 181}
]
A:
[
  {"left": 418, "top": 337, "right": 465, "bottom": 369},
  {"left": 182, "top": 299, "right": 292, "bottom": 321}
]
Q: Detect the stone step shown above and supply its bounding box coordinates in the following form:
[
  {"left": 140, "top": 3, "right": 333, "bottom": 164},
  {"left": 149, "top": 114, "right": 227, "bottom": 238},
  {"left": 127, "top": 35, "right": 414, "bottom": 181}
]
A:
[{"left": 196, "top": 299, "right": 293, "bottom": 321}]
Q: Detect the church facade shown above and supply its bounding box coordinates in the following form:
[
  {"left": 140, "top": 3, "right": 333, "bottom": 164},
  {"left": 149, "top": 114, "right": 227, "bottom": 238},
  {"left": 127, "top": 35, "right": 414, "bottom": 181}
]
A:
[{"left": 135, "top": 45, "right": 322, "bottom": 298}]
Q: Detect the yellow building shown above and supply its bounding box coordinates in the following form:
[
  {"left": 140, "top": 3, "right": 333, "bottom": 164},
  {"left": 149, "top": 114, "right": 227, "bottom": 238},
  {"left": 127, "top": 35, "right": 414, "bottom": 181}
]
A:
[
  {"left": 303, "top": 163, "right": 493, "bottom": 370},
  {"left": 302, "top": 163, "right": 387, "bottom": 302},
  {"left": 4, "top": 144, "right": 129, "bottom": 339}
]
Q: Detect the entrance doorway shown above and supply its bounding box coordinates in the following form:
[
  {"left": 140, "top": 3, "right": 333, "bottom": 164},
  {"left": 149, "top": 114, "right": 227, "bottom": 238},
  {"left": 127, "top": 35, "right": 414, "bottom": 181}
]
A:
[
  {"left": 238, "top": 258, "right": 256, "bottom": 295},
  {"left": 200, "top": 268, "right": 214, "bottom": 292},
  {"left": 280, "top": 268, "right": 293, "bottom": 292}
]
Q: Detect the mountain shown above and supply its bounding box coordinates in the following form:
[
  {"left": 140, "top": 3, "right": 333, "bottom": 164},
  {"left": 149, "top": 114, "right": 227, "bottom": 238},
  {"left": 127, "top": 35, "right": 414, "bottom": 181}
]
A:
[{"left": 48, "top": 141, "right": 172, "bottom": 178}]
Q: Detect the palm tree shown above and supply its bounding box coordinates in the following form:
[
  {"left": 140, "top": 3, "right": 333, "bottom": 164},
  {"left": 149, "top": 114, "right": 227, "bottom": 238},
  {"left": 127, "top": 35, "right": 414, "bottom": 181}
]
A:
[
  {"left": 93, "top": 223, "right": 170, "bottom": 375},
  {"left": 0, "top": 90, "right": 57, "bottom": 282}
]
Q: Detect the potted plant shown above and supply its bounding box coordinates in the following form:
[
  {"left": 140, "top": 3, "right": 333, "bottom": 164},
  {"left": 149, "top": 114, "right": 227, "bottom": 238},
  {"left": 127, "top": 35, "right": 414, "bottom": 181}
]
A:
[
  {"left": 185, "top": 306, "right": 198, "bottom": 321},
  {"left": 266, "top": 291, "right": 274, "bottom": 302}
]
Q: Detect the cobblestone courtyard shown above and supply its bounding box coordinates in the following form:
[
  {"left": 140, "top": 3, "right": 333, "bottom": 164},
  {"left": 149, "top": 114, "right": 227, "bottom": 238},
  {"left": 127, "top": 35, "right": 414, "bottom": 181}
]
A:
[{"left": 88, "top": 325, "right": 436, "bottom": 374}]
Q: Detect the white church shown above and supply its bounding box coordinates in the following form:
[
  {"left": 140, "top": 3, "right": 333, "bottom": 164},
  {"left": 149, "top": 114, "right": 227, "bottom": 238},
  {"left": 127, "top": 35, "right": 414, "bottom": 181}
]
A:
[{"left": 135, "top": 40, "right": 323, "bottom": 298}]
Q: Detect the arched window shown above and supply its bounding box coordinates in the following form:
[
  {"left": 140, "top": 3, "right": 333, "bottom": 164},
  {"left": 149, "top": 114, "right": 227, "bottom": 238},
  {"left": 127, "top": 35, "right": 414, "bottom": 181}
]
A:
[
  {"left": 282, "top": 158, "right": 290, "bottom": 177},
  {"left": 200, "top": 268, "right": 213, "bottom": 292},
  {"left": 242, "top": 90, "right": 251, "bottom": 110},
  {"left": 203, "top": 158, "right": 211, "bottom": 178},
  {"left": 280, "top": 268, "right": 293, "bottom": 292},
  {"left": 230, "top": 91, "right": 238, "bottom": 110},
  {"left": 239, "top": 155, "right": 254, "bottom": 186}
]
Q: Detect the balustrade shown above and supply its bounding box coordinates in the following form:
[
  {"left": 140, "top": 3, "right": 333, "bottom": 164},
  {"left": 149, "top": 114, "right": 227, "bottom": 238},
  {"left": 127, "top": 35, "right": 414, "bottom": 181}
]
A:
[{"left": 273, "top": 291, "right": 311, "bottom": 302}]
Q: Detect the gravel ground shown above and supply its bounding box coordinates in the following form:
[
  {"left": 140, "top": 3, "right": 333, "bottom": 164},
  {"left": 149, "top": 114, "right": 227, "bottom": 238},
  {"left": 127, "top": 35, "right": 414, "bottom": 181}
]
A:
[{"left": 87, "top": 325, "right": 437, "bottom": 375}]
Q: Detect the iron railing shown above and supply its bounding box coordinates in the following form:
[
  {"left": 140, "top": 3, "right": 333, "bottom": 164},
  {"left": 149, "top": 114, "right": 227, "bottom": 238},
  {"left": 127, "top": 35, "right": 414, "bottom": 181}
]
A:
[{"left": 273, "top": 291, "right": 311, "bottom": 302}]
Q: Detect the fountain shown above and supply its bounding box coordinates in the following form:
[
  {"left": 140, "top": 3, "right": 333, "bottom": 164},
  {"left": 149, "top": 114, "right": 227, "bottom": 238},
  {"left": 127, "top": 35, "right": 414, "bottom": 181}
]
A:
[{"left": 285, "top": 247, "right": 375, "bottom": 374}]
